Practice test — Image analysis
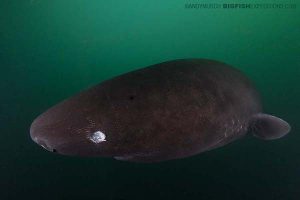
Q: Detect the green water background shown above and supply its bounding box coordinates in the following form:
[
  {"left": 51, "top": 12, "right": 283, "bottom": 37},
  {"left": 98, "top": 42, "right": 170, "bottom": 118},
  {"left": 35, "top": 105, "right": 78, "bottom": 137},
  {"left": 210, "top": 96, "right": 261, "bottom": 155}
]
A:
[{"left": 1, "top": 0, "right": 299, "bottom": 199}]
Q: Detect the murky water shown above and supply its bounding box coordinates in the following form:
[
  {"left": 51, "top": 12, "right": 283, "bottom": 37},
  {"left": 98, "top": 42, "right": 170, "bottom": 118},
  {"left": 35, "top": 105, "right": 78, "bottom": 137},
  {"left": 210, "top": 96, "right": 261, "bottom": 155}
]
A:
[{"left": 1, "top": 1, "right": 299, "bottom": 199}]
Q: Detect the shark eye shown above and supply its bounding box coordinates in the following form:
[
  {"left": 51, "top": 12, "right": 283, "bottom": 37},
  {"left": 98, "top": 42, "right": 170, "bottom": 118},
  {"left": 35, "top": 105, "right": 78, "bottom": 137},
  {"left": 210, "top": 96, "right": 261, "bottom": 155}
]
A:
[{"left": 89, "top": 131, "right": 107, "bottom": 143}]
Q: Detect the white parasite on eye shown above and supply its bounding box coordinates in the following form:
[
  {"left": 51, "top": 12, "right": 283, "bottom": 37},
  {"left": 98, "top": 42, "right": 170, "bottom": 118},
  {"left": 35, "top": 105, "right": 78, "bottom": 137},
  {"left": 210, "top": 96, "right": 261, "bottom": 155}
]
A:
[{"left": 89, "top": 131, "right": 107, "bottom": 143}]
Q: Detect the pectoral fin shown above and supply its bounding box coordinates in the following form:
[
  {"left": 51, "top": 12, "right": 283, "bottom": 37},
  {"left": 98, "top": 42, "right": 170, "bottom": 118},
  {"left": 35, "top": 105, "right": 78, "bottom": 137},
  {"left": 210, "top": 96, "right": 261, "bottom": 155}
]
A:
[{"left": 250, "top": 113, "right": 291, "bottom": 140}]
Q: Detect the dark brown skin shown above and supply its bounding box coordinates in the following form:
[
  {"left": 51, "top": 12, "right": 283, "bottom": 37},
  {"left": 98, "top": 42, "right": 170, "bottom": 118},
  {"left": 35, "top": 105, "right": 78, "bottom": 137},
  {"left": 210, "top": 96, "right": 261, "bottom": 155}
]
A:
[{"left": 30, "top": 59, "right": 291, "bottom": 162}]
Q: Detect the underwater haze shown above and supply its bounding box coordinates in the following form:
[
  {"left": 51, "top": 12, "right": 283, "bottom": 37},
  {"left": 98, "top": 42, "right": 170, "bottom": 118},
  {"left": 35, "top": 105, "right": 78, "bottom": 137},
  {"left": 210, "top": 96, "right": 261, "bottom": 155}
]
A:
[{"left": 1, "top": 0, "right": 299, "bottom": 199}]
